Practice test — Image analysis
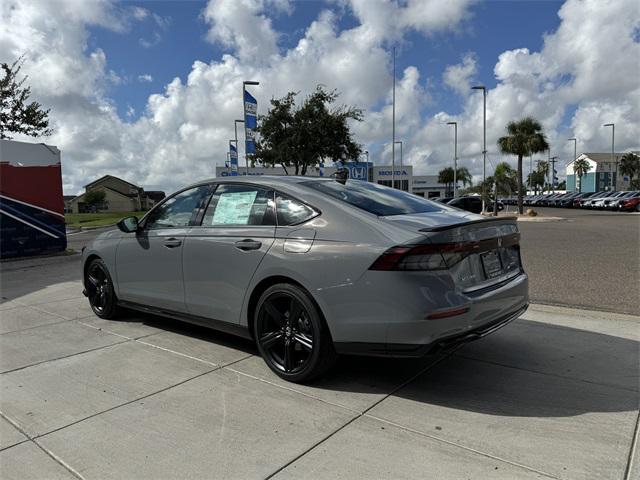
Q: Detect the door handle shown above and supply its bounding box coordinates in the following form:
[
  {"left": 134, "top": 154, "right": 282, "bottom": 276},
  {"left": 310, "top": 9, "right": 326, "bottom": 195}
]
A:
[
  {"left": 163, "top": 238, "right": 182, "bottom": 248},
  {"left": 234, "top": 239, "right": 262, "bottom": 251}
]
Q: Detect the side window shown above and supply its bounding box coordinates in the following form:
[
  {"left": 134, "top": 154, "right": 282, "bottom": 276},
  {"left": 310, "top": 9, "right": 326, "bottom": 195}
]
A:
[
  {"left": 202, "top": 184, "right": 275, "bottom": 226},
  {"left": 145, "top": 185, "right": 210, "bottom": 229},
  {"left": 276, "top": 193, "right": 317, "bottom": 226}
]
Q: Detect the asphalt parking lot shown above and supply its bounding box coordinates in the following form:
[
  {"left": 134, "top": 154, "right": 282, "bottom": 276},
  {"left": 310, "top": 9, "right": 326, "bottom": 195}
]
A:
[
  {"left": 1, "top": 249, "right": 639, "bottom": 479},
  {"left": 516, "top": 207, "right": 639, "bottom": 315}
]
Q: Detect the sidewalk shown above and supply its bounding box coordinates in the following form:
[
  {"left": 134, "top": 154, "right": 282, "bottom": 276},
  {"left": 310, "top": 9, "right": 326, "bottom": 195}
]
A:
[{"left": 1, "top": 273, "right": 638, "bottom": 480}]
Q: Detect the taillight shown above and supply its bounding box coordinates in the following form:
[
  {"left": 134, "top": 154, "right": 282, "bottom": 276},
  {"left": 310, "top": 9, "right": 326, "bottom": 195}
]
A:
[
  {"left": 370, "top": 243, "right": 474, "bottom": 271},
  {"left": 370, "top": 234, "right": 519, "bottom": 272}
]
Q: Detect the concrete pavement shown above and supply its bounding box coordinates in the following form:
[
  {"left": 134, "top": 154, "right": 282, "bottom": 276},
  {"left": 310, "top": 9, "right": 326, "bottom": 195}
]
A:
[{"left": 1, "top": 257, "right": 639, "bottom": 479}]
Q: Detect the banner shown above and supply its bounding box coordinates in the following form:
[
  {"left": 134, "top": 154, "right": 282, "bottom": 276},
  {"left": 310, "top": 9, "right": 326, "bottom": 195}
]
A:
[
  {"left": 229, "top": 142, "right": 238, "bottom": 176},
  {"left": 244, "top": 90, "right": 257, "bottom": 155}
]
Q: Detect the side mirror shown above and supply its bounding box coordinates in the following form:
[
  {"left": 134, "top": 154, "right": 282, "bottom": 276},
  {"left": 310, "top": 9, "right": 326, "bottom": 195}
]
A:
[{"left": 117, "top": 216, "right": 139, "bottom": 233}]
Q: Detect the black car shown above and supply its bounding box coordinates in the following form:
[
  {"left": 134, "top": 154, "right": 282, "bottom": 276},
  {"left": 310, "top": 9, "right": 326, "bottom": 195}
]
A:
[{"left": 447, "top": 196, "right": 504, "bottom": 214}]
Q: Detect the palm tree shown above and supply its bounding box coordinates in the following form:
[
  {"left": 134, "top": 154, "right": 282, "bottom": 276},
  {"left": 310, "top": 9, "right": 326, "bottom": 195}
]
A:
[
  {"left": 537, "top": 160, "right": 550, "bottom": 192},
  {"left": 572, "top": 158, "right": 592, "bottom": 193},
  {"left": 619, "top": 152, "right": 640, "bottom": 189},
  {"left": 497, "top": 117, "right": 549, "bottom": 214},
  {"left": 492, "top": 162, "right": 517, "bottom": 215},
  {"left": 437, "top": 167, "right": 472, "bottom": 196},
  {"left": 437, "top": 167, "right": 454, "bottom": 196}
]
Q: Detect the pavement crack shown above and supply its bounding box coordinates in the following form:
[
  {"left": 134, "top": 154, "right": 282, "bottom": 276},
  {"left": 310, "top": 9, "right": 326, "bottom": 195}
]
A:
[
  {"left": 624, "top": 410, "right": 640, "bottom": 480},
  {"left": 263, "top": 350, "right": 456, "bottom": 479},
  {"left": 364, "top": 414, "right": 560, "bottom": 479},
  {"left": 32, "top": 355, "right": 251, "bottom": 441},
  {"left": 0, "top": 338, "right": 130, "bottom": 375}
]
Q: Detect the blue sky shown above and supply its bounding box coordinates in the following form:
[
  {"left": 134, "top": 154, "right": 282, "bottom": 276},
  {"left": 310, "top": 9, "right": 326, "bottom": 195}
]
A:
[
  {"left": 92, "top": 1, "right": 563, "bottom": 124},
  {"left": 5, "top": 0, "right": 637, "bottom": 193}
]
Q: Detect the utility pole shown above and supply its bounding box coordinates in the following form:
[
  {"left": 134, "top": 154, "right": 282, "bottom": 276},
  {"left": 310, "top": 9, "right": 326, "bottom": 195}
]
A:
[
  {"left": 603, "top": 123, "right": 615, "bottom": 190},
  {"left": 472, "top": 86, "right": 487, "bottom": 211},
  {"left": 447, "top": 122, "right": 458, "bottom": 197},
  {"left": 392, "top": 47, "right": 396, "bottom": 189},
  {"left": 550, "top": 156, "right": 558, "bottom": 193},
  {"left": 394, "top": 141, "right": 403, "bottom": 190}
]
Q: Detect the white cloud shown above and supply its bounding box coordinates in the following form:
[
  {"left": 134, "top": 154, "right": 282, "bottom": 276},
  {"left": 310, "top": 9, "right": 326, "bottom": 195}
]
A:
[
  {"left": 126, "top": 105, "right": 135, "bottom": 117},
  {"left": 138, "top": 74, "right": 153, "bottom": 83},
  {"left": 2, "top": 0, "right": 637, "bottom": 195},
  {"left": 203, "top": 0, "right": 289, "bottom": 62},
  {"left": 443, "top": 53, "right": 477, "bottom": 95}
]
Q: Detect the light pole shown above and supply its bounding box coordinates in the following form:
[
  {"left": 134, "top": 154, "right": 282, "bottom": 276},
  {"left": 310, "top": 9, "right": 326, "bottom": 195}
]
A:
[
  {"left": 363, "top": 150, "right": 370, "bottom": 181},
  {"left": 603, "top": 123, "right": 615, "bottom": 190},
  {"left": 234, "top": 119, "right": 245, "bottom": 174},
  {"left": 394, "top": 141, "right": 403, "bottom": 190},
  {"left": 549, "top": 156, "right": 558, "bottom": 193},
  {"left": 243, "top": 80, "right": 259, "bottom": 174},
  {"left": 472, "top": 85, "right": 487, "bottom": 211},
  {"left": 446, "top": 122, "right": 458, "bottom": 197},
  {"left": 391, "top": 47, "right": 396, "bottom": 189},
  {"left": 568, "top": 137, "right": 577, "bottom": 165}
]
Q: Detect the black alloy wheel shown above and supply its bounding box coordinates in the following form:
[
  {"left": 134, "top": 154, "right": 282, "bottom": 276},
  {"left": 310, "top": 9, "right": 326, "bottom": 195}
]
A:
[
  {"left": 86, "top": 259, "right": 120, "bottom": 319},
  {"left": 255, "top": 283, "right": 336, "bottom": 383}
]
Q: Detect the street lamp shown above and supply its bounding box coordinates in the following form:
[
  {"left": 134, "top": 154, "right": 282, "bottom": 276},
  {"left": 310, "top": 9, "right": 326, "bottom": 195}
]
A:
[
  {"left": 243, "top": 81, "right": 259, "bottom": 175},
  {"left": 603, "top": 123, "right": 615, "bottom": 190},
  {"left": 472, "top": 85, "right": 487, "bottom": 211},
  {"left": 394, "top": 141, "right": 403, "bottom": 190},
  {"left": 363, "top": 150, "right": 370, "bottom": 181},
  {"left": 446, "top": 122, "right": 458, "bottom": 197},
  {"left": 391, "top": 47, "right": 397, "bottom": 189}
]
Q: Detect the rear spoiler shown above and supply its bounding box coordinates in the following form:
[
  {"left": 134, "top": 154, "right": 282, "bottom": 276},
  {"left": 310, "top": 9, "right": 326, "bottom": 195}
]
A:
[{"left": 419, "top": 216, "right": 518, "bottom": 233}]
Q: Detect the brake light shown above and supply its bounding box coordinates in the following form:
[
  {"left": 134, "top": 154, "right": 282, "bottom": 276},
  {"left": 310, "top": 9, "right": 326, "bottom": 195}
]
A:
[
  {"left": 370, "top": 243, "right": 476, "bottom": 271},
  {"left": 370, "top": 234, "right": 520, "bottom": 271}
]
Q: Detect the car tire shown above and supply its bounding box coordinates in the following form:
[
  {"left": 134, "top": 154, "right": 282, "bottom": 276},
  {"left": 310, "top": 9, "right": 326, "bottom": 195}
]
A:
[
  {"left": 254, "top": 283, "right": 337, "bottom": 383},
  {"left": 85, "top": 258, "right": 121, "bottom": 319}
]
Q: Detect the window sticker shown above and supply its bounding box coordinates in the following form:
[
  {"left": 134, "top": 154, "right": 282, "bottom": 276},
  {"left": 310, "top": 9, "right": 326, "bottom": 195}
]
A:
[{"left": 211, "top": 191, "right": 258, "bottom": 225}]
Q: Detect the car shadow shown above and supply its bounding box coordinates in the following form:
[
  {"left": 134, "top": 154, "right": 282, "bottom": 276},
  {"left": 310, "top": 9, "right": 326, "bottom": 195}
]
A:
[{"left": 119, "top": 312, "right": 639, "bottom": 418}]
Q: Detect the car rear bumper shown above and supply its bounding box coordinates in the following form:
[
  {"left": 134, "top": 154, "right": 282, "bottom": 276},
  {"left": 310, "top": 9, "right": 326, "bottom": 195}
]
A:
[
  {"left": 326, "top": 269, "right": 528, "bottom": 356},
  {"left": 335, "top": 303, "right": 528, "bottom": 357}
]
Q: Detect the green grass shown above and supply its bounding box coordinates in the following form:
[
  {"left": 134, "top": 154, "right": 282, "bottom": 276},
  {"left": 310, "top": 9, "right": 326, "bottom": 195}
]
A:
[{"left": 65, "top": 211, "right": 146, "bottom": 229}]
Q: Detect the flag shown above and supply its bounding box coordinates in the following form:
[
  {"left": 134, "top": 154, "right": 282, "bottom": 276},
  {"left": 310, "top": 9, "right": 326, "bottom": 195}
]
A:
[
  {"left": 229, "top": 142, "right": 238, "bottom": 176},
  {"left": 244, "top": 90, "right": 257, "bottom": 155}
]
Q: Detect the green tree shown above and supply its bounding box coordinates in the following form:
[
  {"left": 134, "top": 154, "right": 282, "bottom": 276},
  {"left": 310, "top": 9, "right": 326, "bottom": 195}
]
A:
[
  {"left": 437, "top": 166, "right": 472, "bottom": 196},
  {"left": 536, "top": 160, "right": 550, "bottom": 192},
  {"left": 619, "top": 152, "right": 640, "bottom": 189},
  {"left": 255, "top": 86, "right": 363, "bottom": 175},
  {"left": 526, "top": 170, "right": 546, "bottom": 194},
  {"left": 572, "top": 158, "right": 592, "bottom": 193},
  {"left": 497, "top": 117, "right": 549, "bottom": 214},
  {"left": 1, "top": 56, "right": 52, "bottom": 139},
  {"left": 84, "top": 190, "right": 107, "bottom": 212}
]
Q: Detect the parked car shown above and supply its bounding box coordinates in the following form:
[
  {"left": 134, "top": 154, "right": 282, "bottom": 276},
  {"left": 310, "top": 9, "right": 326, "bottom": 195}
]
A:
[
  {"left": 581, "top": 191, "right": 617, "bottom": 209},
  {"left": 435, "top": 196, "right": 454, "bottom": 204},
  {"left": 618, "top": 194, "right": 640, "bottom": 212},
  {"left": 604, "top": 191, "right": 638, "bottom": 210},
  {"left": 574, "top": 191, "right": 604, "bottom": 208},
  {"left": 593, "top": 191, "right": 628, "bottom": 209},
  {"left": 446, "top": 196, "right": 504, "bottom": 214},
  {"left": 81, "top": 177, "right": 528, "bottom": 382}
]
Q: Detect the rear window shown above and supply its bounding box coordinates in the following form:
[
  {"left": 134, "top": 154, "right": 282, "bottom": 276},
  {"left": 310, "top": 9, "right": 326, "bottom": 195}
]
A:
[{"left": 302, "top": 180, "right": 448, "bottom": 216}]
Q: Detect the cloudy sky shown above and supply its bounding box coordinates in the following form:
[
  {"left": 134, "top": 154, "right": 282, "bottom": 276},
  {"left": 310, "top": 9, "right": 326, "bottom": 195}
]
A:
[{"left": 2, "top": 0, "right": 639, "bottom": 194}]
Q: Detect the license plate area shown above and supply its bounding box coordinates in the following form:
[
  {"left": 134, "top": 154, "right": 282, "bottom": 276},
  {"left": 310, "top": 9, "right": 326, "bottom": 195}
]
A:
[{"left": 481, "top": 249, "right": 503, "bottom": 279}]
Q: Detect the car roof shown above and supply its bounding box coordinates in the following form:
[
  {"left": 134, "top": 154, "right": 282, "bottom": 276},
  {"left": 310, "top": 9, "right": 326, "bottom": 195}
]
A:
[{"left": 186, "top": 175, "right": 334, "bottom": 190}]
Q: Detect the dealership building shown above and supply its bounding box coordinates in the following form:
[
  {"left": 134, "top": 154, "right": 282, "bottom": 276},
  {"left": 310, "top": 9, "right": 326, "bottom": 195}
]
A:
[
  {"left": 215, "top": 164, "right": 448, "bottom": 198},
  {"left": 565, "top": 152, "right": 633, "bottom": 192}
]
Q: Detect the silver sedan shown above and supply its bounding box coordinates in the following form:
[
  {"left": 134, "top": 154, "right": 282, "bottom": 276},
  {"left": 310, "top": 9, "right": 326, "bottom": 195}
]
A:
[{"left": 82, "top": 176, "right": 528, "bottom": 382}]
